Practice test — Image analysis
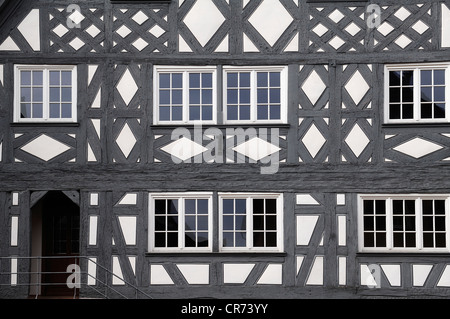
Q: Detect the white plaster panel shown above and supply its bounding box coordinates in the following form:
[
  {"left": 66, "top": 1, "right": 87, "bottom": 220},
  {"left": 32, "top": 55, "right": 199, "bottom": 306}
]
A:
[
  {"left": 381, "top": 264, "right": 401, "bottom": 287},
  {"left": 248, "top": 0, "right": 293, "bottom": 46},
  {"left": 223, "top": 263, "right": 255, "bottom": 284},
  {"left": 257, "top": 264, "right": 282, "bottom": 285},
  {"left": 21, "top": 134, "right": 71, "bottom": 162},
  {"left": 88, "top": 258, "right": 97, "bottom": 286},
  {"left": 338, "top": 256, "right": 347, "bottom": 286},
  {"left": 296, "top": 215, "right": 319, "bottom": 246},
  {"left": 116, "top": 123, "right": 137, "bottom": 158},
  {"left": 437, "top": 265, "right": 450, "bottom": 287},
  {"left": 11, "top": 216, "right": 18, "bottom": 246},
  {"left": 177, "top": 264, "right": 210, "bottom": 285},
  {"left": 302, "top": 124, "right": 326, "bottom": 158},
  {"left": 337, "top": 215, "right": 346, "bottom": 246},
  {"left": 151, "top": 265, "right": 174, "bottom": 285},
  {"left": 112, "top": 256, "right": 125, "bottom": 285},
  {"left": 183, "top": 0, "right": 225, "bottom": 47},
  {"left": 232, "top": 137, "right": 280, "bottom": 161},
  {"left": 118, "top": 216, "right": 137, "bottom": 245},
  {"left": 296, "top": 194, "right": 319, "bottom": 205},
  {"left": 442, "top": 4, "right": 450, "bottom": 48},
  {"left": 89, "top": 216, "right": 98, "bottom": 246},
  {"left": 412, "top": 264, "right": 433, "bottom": 287},
  {"left": 17, "top": 9, "right": 40, "bottom": 51},
  {"left": 306, "top": 256, "right": 324, "bottom": 285}
]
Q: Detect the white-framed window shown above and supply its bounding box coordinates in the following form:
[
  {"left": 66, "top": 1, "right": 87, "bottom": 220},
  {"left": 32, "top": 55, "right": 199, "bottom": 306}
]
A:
[
  {"left": 219, "top": 193, "right": 284, "bottom": 252},
  {"left": 153, "top": 66, "right": 217, "bottom": 125},
  {"left": 148, "top": 192, "right": 213, "bottom": 252},
  {"left": 14, "top": 65, "right": 77, "bottom": 123},
  {"left": 384, "top": 62, "right": 450, "bottom": 123},
  {"left": 358, "top": 194, "right": 450, "bottom": 253},
  {"left": 223, "top": 66, "right": 288, "bottom": 124}
]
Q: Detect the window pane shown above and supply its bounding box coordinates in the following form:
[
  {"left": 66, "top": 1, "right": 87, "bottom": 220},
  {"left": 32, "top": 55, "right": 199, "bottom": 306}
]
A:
[
  {"left": 421, "top": 70, "right": 432, "bottom": 85},
  {"left": 185, "top": 216, "right": 196, "bottom": 231},
  {"left": 376, "top": 216, "right": 386, "bottom": 231},
  {"left": 363, "top": 200, "right": 374, "bottom": 215},
  {"left": 389, "top": 104, "right": 401, "bottom": 119},
  {"left": 253, "top": 199, "right": 264, "bottom": 214},
  {"left": 61, "top": 104, "right": 72, "bottom": 118},
  {"left": 159, "top": 90, "right": 170, "bottom": 105},
  {"left": 389, "top": 71, "right": 401, "bottom": 86},
  {"left": 154, "top": 233, "right": 165, "bottom": 247},
  {"left": 227, "top": 73, "right": 238, "bottom": 87},
  {"left": 402, "top": 104, "right": 414, "bottom": 119},
  {"left": 364, "top": 232, "right": 374, "bottom": 247},
  {"left": 33, "top": 104, "right": 43, "bottom": 118},
  {"left": 223, "top": 199, "right": 234, "bottom": 214},
  {"left": 155, "top": 216, "right": 166, "bottom": 231},
  {"left": 402, "top": 87, "right": 414, "bottom": 102},
  {"left": 50, "top": 103, "right": 60, "bottom": 118},
  {"left": 375, "top": 200, "right": 386, "bottom": 214},
  {"left": 393, "top": 200, "right": 403, "bottom": 215},
  {"left": 405, "top": 233, "right": 416, "bottom": 247},
  {"left": 223, "top": 216, "right": 234, "bottom": 230},
  {"left": 423, "top": 233, "right": 433, "bottom": 247},
  {"left": 436, "top": 233, "right": 446, "bottom": 247},
  {"left": 405, "top": 200, "right": 415, "bottom": 214},
  {"left": 393, "top": 233, "right": 403, "bottom": 247},
  {"left": 197, "top": 199, "right": 208, "bottom": 215},
  {"left": 167, "top": 216, "right": 178, "bottom": 231},
  {"left": 160, "top": 74, "right": 170, "bottom": 88},
  {"left": 189, "top": 106, "right": 200, "bottom": 121},
  {"left": 435, "top": 216, "right": 446, "bottom": 231},
  {"left": 258, "top": 89, "right": 268, "bottom": 103},
  {"left": 189, "top": 73, "right": 200, "bottom": 88},
  {"left": 270, "top": 105, "right": 281, "bottom": 120},
  {"left": 189, "top": 89, "right": 200, "bottom": 105},
  {"left": 257, "top": 105, "right": 268, "bottom": 120},
  {"left": 61, "top": 87, "right": 72, "bottom": 102},
  {"left": 421, "top": 87, "right": 432, "bottom": 102},
  {"left": 227, "top": 105, "right": 238, "bottom": 120},
  {"left": 434, "top": 70, "right": 445, "bottom": 85},
  {"left": 202, "top": 89, "right": 212, "bottom": 104},
  {"left": 155, "top": 199, "right": 166, "bottom": 214},
  {"left": 172, "top": 90, "right": 182, "bottom": 105},
  {"left": 198, "top": 233, "right": 209, "bottom": 247},
  {"left": 202, "top": 73, "right": 213, "bottom": 87},
  {"left": 168, "top": 199, "right": 178, "bottom": 214},
  {"left": 197, "top": 216, "right": 208, "bottom": 231},
  {"left": 253, "top": 216, "right": 264, "bottom": 230},
  {"left": 266, "top": 199, "right": 277, "bottom": 214},
  {"left": 257, "top": 72, "right": 268, "bottom": 87},
  {"left": 266, "top": 232, "right": 277, "bottom": 247},
  {"left": 50, "top": 87, "right": 60, "bottom": 102},
  {"left": 239, "top": 105, "right": 250, "bottom": 120},
  {"left": 159, "top": 106, "right": 170, "bottom": 121},
  {"left": 172, "top": 106, "right": 182, "bottom": 121},
  {"left": 423, "top": 200, "right": 433, "bottom": 215},
  {"left": 376, "top": 233, "right": 386, "bottom": 247},
  {"left": 435, "top": 103, "right": 446, "bottom": 118},
  {"left": 253, "top": 232, "right": 264, "bottom": 247},
  {"left": 223, "top": 232, "right": 234, "bottom": 247},
  {"left": 435, "top": 86, "right": 445, "bottom": 101},
  {"left": 270, "top": 88, "right": 280, "bottom": 103},
  {"left": 228, "top": 89, "right": 238, "bottom": 104},
  {"left": 402, "top": 71, "right": 414, "bottom": 85},
  {"left": 235, "top": 215, "right": 246, "bottom": 230},
  {"left": 21, "top": 103, "right": 31, "bottom": 118},
  {"left": 270, "top": 72, "right": 280, "bottom": 87},
  {"left": 61, "top": 71, "right": 72, "bottom": 86},
  {"left": 421, "top": 103, "right": 432, "bottom": 119},
  {"left": 240, "top": 73, "right": 250, "bottom": 87},
  {"left": 172, "top": 73, "right": 183, "bottom": 88},
  {"left": 389, "top": 88, "right": 400, "bottom": 103},
  {"left": 202, "top": 106, "right": 212, "bottom": 121},
  {"left": 364, "top": 216, "right": 374, "bottom": 231},
  {"left": 21, "top": 88, "right": 31, "bottom": 102},
  {"left": 240, "top": 89, "right": 250, "bottom": 104},
  {"left": 50, "top": 71, "right": 60, "bottom": 85},
  {"left": 235, "top": 232, "right": 246, "bottom": 247},
  {"left": 435, "top": 200, "right": 446, "bottom": 215},
  {"left": 21, "top": 71, "right": 31, "bottom": 85},
  {"left": 266, "top": 216, "right": 277, "bottom": 230},
  {"left": 167, "top": 233, "right": 178, "bottom": 247}
]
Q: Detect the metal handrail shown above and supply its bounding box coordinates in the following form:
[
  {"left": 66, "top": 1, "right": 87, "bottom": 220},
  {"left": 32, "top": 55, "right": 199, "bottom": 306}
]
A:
[{"left": 0, "top": 256, "right": 153, "bottom": 299}]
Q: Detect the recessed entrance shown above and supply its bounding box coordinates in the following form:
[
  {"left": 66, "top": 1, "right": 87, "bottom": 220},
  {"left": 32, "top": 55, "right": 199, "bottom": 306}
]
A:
[{"left": 30, "top": 191, "right": 80, "bottom": 297}]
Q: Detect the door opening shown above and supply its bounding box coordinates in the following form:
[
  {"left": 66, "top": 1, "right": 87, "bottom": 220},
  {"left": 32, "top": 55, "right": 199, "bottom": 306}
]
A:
[{"left": 30, "top": 191, "right": 80, "bottom": 297}]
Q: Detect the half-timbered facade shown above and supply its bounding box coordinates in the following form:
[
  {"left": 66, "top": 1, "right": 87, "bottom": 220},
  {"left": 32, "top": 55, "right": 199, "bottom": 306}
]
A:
[{"left": 1, "top": 0, "right": 450, "bottom": 299}]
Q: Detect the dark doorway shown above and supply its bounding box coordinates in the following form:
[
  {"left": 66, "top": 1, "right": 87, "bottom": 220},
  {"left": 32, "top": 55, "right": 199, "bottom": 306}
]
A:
[{"left": 31, "top": 191, "right": 80, "bottom": 297}]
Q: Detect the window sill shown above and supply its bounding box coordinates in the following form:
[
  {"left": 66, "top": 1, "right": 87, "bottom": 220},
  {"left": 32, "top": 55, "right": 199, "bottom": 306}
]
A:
[
  {"left": 11, "top": 122, "right": 80, "bottom": 128},
  {"left": 145, "top": 252, "right": 287, "bottom": 258},
  {"left": 357, "top": 252, "right": 450, "bottom": 258},
  {"left": 151, "top": 124, "right": 290, "bottom": 129},
  {"left": 382, "top": 123, "right": 450, "bottom": 129}
]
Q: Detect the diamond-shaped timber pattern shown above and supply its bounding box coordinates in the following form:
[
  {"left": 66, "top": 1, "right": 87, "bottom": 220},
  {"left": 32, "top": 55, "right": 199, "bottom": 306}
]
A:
[
  {"left": 308, "top": 5, "right": 366, "bottom": 53},
  {"left": 372, "top": 4, "right": 434, "bottom": 52},
  {"left": 48, "top": 6, "right": 105, "bottom": 53},
  {"left": 112, "top": 7, "right": 170, "bottom": 54}
]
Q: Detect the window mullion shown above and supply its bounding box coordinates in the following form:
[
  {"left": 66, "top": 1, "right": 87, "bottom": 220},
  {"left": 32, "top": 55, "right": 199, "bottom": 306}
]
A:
[
  {"left": 386, "top": 198, "right": 393, "bottom": 250},
  {"left": 44, "top": 69, "right": 49, "bottom": 121},
  {"left": 416, "top": 198, "right": 423, "bottom": 250},
  {"left": 247, "top": 197, "right": 252, "bottom": 249},
  {"left": 183, "top": 71, "right": 189, "bottom": 123},
  {"left": 179, "top": 197, "right": 185, "bottom": 249},
  {"left": 414, "top": 68, "right": 420, "bottom": 122},
  {"left": 251, "top": 71, "right": 256, "bottom": 123}
]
